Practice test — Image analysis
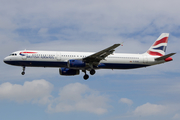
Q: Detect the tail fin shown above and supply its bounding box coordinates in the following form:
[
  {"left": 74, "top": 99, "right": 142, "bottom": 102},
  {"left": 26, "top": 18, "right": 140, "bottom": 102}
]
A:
[{"left": 146, "top": 33, "right": 169, "bottom": 56}]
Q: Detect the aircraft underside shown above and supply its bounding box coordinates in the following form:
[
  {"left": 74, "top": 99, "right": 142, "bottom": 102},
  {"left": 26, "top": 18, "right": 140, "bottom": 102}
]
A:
[
  {"left": 4, "top": 60, "right": 150, "bottom": 80},
  {"left": 4, "top": 60, "right": 149, "bottom": 69}
]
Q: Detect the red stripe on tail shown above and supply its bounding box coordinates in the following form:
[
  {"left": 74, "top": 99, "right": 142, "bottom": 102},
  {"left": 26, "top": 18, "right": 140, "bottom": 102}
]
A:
[
  {"left": 147, "top": 50, "right": 163, "bottom": 56},
  {"left": 153, "top": 37, "right": 168, "bottom": 46}
]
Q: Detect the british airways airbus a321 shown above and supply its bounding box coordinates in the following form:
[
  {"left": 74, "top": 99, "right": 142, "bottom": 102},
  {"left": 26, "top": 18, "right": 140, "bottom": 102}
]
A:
[{"left": 4, "top": 33, "right": 176, "bottom": 80}]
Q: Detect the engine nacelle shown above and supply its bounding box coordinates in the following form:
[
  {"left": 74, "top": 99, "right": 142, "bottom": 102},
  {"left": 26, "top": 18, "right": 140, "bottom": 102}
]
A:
[
  {"left": 59, "top": 68, "right": 80, "bottom": 76},
  {"left": 68, "top": 60, "right": 87, "bottom": 68}
]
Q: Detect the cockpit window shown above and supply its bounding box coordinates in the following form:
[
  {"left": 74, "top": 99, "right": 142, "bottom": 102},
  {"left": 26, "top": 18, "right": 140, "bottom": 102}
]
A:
[{"left": 9, "top": 53, "right": 17, "bottom": 56}]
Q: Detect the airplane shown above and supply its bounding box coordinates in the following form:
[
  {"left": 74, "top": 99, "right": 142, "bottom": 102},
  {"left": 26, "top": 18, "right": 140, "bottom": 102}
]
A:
[{"left": 3, "top": 33, "right": 176, "bottom": 80}]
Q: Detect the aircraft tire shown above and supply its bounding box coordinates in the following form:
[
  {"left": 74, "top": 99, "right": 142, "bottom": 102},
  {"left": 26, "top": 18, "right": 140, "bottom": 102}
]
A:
[
  {"left": 83, "top": 74, "right": 89, "bottom": 80},
  {"left": 90, "top": 69, "right": 96, "bottom": 75},
  {"left": 21, "top": 72, "right": 25, "bottom": 75}
]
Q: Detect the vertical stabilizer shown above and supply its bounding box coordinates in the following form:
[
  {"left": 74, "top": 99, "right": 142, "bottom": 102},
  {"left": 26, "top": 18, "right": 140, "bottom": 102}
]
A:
[{"left": 146, "top": 33, "right": 169, "bottom": 56}]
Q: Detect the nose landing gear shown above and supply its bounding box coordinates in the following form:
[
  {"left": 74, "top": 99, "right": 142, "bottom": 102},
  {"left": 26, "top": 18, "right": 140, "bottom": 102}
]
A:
[{"left": 21, "top": 66, "right": 25, "bottom": 75}]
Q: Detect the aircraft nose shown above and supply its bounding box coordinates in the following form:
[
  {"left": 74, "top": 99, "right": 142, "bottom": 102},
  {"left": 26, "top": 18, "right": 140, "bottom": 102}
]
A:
[{"left": 3, "top": 57, "right": 9, "bottom": 64}]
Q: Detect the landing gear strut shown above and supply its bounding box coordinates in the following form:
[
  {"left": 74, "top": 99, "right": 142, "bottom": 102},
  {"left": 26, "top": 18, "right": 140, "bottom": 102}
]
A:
[
  {"left": 82, "top": 69, "right": 96, "bottom": 80},
  {"left": 82, "top": 70, "right": 89, "bottom": 80},
  {"left": 21, "top": 66, "right": 25, "bottom": 75}
]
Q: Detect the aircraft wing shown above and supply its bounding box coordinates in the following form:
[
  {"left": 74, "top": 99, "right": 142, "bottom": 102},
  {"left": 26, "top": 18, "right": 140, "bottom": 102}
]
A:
[{"left": 83, "top": 44, "right": 121, "bottom": 66}]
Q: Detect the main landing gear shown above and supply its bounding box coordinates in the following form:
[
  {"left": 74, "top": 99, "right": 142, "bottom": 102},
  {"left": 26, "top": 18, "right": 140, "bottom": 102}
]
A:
[
  {"left": 90, "top": 69, "right": 96, "bottom": 75},
  {"left": 83, "top": 74, "right": 89, "bottom": 80},
  {"left": 82, "top": 69, "right": 96, "bottom": 80},
  {"left": 21, "top": 66, "right": 25, "bottom": 75}
]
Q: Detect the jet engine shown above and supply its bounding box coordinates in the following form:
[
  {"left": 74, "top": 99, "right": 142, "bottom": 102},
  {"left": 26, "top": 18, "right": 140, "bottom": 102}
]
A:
[
  {"left": 68, "top": 60, "right": 87, "bottom": 68},
  {"left": 59, "top": 68, "right": 80, "bottom": 76}
]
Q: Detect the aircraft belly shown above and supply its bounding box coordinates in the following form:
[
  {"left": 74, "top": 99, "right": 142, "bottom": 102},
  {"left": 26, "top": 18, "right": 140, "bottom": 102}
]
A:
[
  {"left": 6, "top": 59, "right": 149, "bottom": 69},
  {"left": 4, "top": 60, "right": 67, "bottom": 67},
  {"left": 98, "top": 63, "right": 149, "bottom": 69}
]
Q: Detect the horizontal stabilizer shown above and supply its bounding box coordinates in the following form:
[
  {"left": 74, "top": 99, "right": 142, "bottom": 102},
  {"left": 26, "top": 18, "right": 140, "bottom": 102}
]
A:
[{"left": 155, "top": 53, "right": 176, "bottom": 61}]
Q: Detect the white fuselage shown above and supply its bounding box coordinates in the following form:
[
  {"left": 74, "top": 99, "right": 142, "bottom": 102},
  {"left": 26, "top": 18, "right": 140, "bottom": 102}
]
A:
[
  {"left": 3, "top": 33, "right": 174, "bottom": 80},
  {"left": 4, "top": 50, "right": 164, "bottom": 70}
]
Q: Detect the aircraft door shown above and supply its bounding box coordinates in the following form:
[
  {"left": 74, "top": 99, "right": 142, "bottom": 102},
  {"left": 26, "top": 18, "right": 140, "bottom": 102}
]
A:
[
  {"left": 22, "top": 54, "right": 27, "bottom": 60},
  {"left": 56, "top": 52, "right": 61, "bottom": 61},
  {"left": 143, "top": 55, "right": 148, "bottom": 63}
]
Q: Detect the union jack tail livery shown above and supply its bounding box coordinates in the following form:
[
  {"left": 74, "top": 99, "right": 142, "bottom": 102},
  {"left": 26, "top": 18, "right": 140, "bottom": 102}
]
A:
[
  {"left": 3, "top": 33, "right": 176, "bottom": 80},
  {"left": 146, "top": 33, "right": 169, "bottom": 56}
]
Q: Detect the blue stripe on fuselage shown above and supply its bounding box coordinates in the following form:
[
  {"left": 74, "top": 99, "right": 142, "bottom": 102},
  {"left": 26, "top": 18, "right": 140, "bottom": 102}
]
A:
[
  {"left": 98, "top": 63, "right": 149, "bottom": 69},
  {"left": 4, "top": 60, "right": 149, "bottom": 69},
  {"left": 4, "top": 61, "right": 67, "bottom": 67}
]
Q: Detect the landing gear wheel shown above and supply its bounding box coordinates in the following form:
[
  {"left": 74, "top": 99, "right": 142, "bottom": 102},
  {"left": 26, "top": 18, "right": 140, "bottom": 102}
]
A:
[
  {"left": 83, "top": 74, "right": 89, "bottom": 80},
  {"left": 21, "top": 66, "right": 26, "bottom": 75},
  {"left": 90, "top": 69, "right": 96, "bottom": 75},
  {"left": 21, "top": 72, "right": 25, "bottom": 75}
]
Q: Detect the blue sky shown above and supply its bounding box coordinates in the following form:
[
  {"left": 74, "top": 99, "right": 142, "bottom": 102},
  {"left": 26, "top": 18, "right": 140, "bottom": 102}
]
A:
[{"left": 0, "top": 0, "right": 180, "bottom": 120}]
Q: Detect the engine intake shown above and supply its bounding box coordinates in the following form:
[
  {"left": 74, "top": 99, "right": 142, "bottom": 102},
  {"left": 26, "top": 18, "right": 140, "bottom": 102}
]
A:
[{"left": 59, "top": 68, "right": 80, "bottom": 76}]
